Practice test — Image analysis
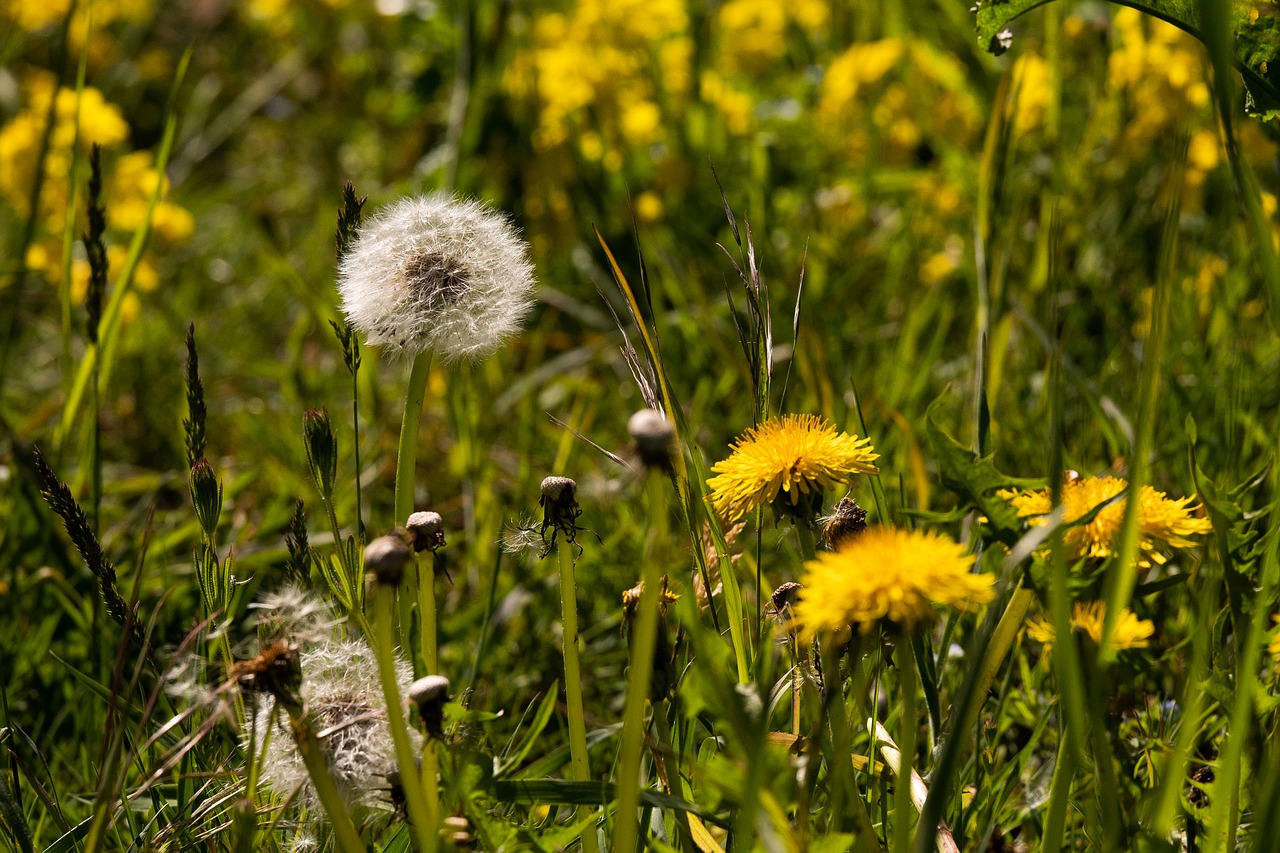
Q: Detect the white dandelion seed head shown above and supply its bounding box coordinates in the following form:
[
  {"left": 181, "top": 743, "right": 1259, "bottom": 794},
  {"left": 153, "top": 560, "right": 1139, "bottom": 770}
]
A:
[
  {"left": 338, "top": 193, "right": 537, "bottom": 361},
  {"left": 249, "top": 636, "right": 419, "bottom": 815},
  {"left": 250, "top": 584, "right": 338, "bottom": 648}
]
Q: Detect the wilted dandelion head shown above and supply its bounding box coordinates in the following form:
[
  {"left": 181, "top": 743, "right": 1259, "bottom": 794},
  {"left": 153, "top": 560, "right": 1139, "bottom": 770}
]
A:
[
  {"left": 792, "top": 526, "right": 994, "bottom": 641},
  {"left": 338, "top": 194, "right": 537, "bottom": 361},
  {"left": 1000, "top": 475, "right": 1212, "bottom": 566},
  {"left": 707, "top": 414, "right": 879, "bottom": 524},
  {"left": 249, "top": 635, "right": 419, "bottom": 814},
  {"left": 1025, "top": 601, "right": 1154, "bottom": 652}
]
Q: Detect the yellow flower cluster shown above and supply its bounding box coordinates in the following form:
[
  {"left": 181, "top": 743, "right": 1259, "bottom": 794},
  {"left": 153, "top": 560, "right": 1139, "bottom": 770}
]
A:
[
  {"left": 1107, "top": 9, "right": 1210, "bottom": 151},
  {"left": 793, "top": 526, "right": 994, "bottom": 640},
  {"left": 707, "top": 414, "right": 879, "bottom": 523},
  {"left": 505, "top": 0, "right": 690, "bottom": 155},
  {"left": 818, "top": 38, "right": 982, "bottom": 166},
  {"left": 714, "top": 0, "right": 829, "bottom": 74},
  {"left": 0, "top": 73, "right": 194, "bottom": 322},
  {"left": 1026, "top": 601, "right": 1154, "bottom": 651},
  {"left": 1000, "top": 475, "right": 1212, "bottom": 567}
]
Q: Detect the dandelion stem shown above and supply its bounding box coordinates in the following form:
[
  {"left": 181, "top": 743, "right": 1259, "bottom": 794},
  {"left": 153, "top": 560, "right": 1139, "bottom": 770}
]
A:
[
  {"left": 373, "top": 584, "right": 437, "bottom": 853},
  {"left": 556, "top": 539, "right": 599, "bottom": 853},
  {"left": 280, "top": 704, "right": 367, "bottom": 853},
  {"left": 895, "top": 639, "right": 918, "bottom": 853},
  {"left": 612, "top": 471, "right": 667, "bottom": 853},
  {"left": 418, "top": 552, "right": 438, "bottom": 673},
  {"left": 395, "top": 352, "right": 433, "bottom": 525}
]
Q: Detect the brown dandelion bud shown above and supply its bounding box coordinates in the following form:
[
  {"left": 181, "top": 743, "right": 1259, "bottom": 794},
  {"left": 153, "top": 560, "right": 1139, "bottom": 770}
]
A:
[
  {"left": 406, "top": 511, "right": 446, "bottom": 553},
  {"left": 364, "top": 532, "right": 412, "bottom": 586},
  {"left": 408, "top": 674, "right": 451, "bottom": 739},
  {"left": 628, "top": 408, "right": 675, "bottom": 472},
  {"left": 230, "top": 640, "right": 301, "bottom": 705},
  {"left": 822, "top": 497, "right": 868, "bottom": 551}
]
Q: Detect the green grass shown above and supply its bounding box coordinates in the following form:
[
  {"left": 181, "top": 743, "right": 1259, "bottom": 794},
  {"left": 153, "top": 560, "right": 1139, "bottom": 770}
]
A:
[{"left": 3, "top": 1, "right": 1280, "bottom": 851}]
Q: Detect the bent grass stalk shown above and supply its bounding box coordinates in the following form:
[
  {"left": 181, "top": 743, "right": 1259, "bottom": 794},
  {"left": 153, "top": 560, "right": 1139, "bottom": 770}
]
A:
[
  {"left": 555, "top": 538, "right": 600, "bottom": 853},
  {"left": 611, "top": 471, "right": 668, "bottom": 853},
  {"left": 372, "top": 584, "right": 437, "bottom": 853}
]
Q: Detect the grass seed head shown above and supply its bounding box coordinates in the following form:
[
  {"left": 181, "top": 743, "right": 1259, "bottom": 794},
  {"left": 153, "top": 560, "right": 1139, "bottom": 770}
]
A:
[{"left": 337, "top": 193, "right": 536, "bottom": 361}]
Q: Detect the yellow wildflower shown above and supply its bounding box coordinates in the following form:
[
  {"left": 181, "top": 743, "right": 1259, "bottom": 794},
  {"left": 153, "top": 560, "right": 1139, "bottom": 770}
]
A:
[
  {"left": 707, "top": 414, "right": 879, "bottom": 523},
  {"left": 1000, "top": 475, "right": 1211, "bottom": 566},
  {"left": 1026, "top": 601, "right": 1154, "bottom": 651},
  {"left": 793, "top": 527, "right": 994, "bottom": 640}
]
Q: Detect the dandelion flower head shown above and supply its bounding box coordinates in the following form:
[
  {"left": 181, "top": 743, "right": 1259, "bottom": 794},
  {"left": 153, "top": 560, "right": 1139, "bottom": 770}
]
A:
[
  {"left": 338, "top": 193, "right": 537, "bottom": 361},
  {"left": 1000, "top": 475, "right": 1211, "bottom": 566},
  {"left": 707, "top": 414, "right": 879, "bottom": 523},
  {"left": 245, "top": 589, "right": 418, "bottom": 814},
  {"left": 792, "top": 526, "right": 994, "bottom": 641},
  {"left": 1025, "top": 600, "right": 1155, "bottom": 651}
]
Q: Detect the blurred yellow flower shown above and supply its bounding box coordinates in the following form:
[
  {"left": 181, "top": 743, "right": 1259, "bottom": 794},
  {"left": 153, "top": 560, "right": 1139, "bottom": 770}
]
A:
[
  {"left": 1000, "top": 475, "right": 1212, "bottom": 566},
  {"left": 707, "top": 414, "right": 879, "bottom": 523},
  {"left": 793, "top": 526, "right": 994, "bottom": 640},
  {"left": 1026, "top": 601, "right": 1154, "bottom": 651}
]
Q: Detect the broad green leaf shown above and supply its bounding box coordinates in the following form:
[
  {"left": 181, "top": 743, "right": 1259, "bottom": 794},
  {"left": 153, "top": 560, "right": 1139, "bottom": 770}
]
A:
[
  {"left": 974, "top": 0, "right": 1280, "bottom": 114},
  {"left": 925, "top": 400, "right": 1040, "bottom": 546}
]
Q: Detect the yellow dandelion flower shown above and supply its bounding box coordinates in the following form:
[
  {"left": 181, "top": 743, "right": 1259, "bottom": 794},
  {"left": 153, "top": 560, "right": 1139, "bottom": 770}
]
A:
[
  {"left": 1025, "top": 601, "right": 1154, "bottom": 651},
  {"left": 1269, "top": 616, "right": 1280, "bottom": 674},
  {"left": 999, "top": 475, "right": 1211, "bottom": 566},
  {"left": 707, "top": 414, "right": 879, "bottom": 523},
  {"left": 792, "top": 527, "right": 994, "bottom": 641}
]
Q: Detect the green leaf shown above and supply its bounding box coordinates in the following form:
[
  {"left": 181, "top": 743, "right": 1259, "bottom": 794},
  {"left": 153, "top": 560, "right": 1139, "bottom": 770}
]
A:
[
  {"left": 973, "top": 0, "right": 1280, "bottom": 115},
  {"left": 925, "top": 399, "right": 1039, "bottom": 546}
]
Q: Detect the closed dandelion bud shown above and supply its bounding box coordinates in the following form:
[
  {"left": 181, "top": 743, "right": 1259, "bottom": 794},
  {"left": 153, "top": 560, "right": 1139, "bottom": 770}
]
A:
[
  {"left": 338, "top": 194, "right": 537, "bottom": 361},
  {"left": 628, "top": 408, "right": 675, "bottom": 472},
  {"left": 408, "top": 674, "right": 451, "bottom": 739},
  {"left": 190, "top": 458, "right": 222, "bottom": 538},
  {"left": 406, "top": 510, "right": 446, "bottom": 553},
  {"left": 302, "top": 408, "right": 338, "bottom": 501},
  {"left": 822, "top": 497, "right": 868, "bottom": 551},
  {"left": 539, "top": 475, "right": 580, "bottom": 546},
  {"left": 364, "top": 532, "right": 412, "bottom": 586}
]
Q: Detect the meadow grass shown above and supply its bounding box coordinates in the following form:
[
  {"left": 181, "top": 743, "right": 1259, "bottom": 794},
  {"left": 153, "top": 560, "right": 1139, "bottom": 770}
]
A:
[{"left": 2, "top": 1, "right": 1280, "bottom": 851}]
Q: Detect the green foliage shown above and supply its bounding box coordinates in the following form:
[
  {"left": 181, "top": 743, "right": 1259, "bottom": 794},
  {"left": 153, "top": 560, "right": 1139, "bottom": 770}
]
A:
[{"left": 3, "top": 0, "right": 1280, "bottom": 850}]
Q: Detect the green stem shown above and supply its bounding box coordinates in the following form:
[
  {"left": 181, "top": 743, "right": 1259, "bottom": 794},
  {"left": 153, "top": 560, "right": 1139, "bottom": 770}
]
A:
[
  {"left": 557, "top": 540, "right": 600, "bottom": 853},
  {"left": 796, "top": 519, "right": 818, "bottom": 561},
  {"left": 419, "top": 553, "right": 438, "bottom": 674},
  {"left": 351, "top": 366, "right": 363, "bottom": 540},
  {"left": 395, "top": 352, "right": 434, "bottom": 526},
  {"left": 373, "top": 585, "right": 437, "bottom": 852},
  {"left": 1040, "top": 725, "right": 1075, "bottom": 852},
  {"left": 612, "top": 472, "right": 668, "bottom": 853},
  {"left": 281, "top": 704, "right": 367, "bottom": 853},
  {"left": 895, "top": 639, "right": 917, "bottom": 853}
]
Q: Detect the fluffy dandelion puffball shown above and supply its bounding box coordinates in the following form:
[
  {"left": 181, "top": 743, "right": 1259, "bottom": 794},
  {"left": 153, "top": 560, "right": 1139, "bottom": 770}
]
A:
[
  {"left": 248, "top": 634, "right": 418, "bottom": 813},
  {"left": 338, "top": 193, "right": 536, "bottom": 361},
  {"left": 707, "top": 414, "right": 879, "bottom": 523},
  {"left": 1000, "top": 475, "right": 1211, "bottom": 566},
  {"left": 1025, "top": 601, "right": 1154, "bottom": 651},
  {"left": 792, "top": 526, "right": 994, "bottom": 641}
]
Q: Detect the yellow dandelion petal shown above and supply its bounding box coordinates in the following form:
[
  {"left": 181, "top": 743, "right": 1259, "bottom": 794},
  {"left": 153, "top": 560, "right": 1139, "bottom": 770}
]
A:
[
  {"left": 707, "top": 414, "right": 879, "bottom": 523},
  {"left": 1001, "top": 475, "right": 1211, "bottom": 566},
  {"left": 1026, "top": 601, "right": 1155, "bottom": 652},
  {"left": 792, "top": 526, "right": 994, "bottom": 641}
]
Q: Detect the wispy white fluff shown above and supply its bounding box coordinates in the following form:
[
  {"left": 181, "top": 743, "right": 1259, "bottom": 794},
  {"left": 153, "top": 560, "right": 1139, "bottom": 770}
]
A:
[
  {"left": 250, "top": 636, "right": 419, "bottom": 814},
  {"left": 338, "top": 193, "right": 537, "bottom": 361}
]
